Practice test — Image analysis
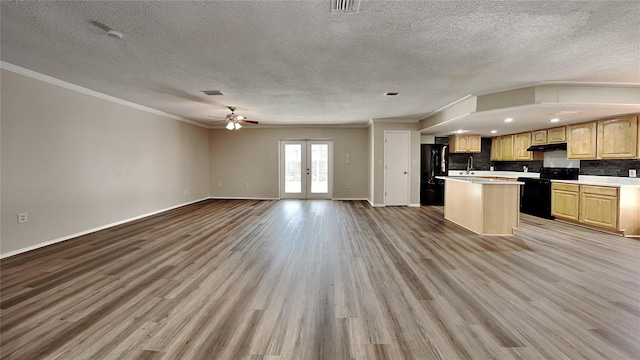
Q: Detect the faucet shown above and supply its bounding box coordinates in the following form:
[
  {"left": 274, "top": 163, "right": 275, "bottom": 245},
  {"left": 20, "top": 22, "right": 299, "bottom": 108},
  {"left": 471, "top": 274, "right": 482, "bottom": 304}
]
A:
[{"left": 466, "top": 156, "right": 474, "bottom": 173}]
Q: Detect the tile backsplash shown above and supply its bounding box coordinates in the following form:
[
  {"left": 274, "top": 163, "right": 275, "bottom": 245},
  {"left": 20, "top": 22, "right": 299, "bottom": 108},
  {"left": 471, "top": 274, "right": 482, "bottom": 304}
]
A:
[
  {"left": 492, "top": 161, "right": 543, "bottom": 173},
  {"left": 442, "top": 136, "right": 639, "bottom": 177},
  {"left": 579, "top": 159, "right": 640, "bottom": 177},
  {"left": 448, "top": 138, "right": 491, "bottom": 170}
]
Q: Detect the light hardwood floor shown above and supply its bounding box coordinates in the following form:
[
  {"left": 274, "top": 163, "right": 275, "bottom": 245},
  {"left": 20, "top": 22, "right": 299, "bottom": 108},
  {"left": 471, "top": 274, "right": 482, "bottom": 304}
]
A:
[{"left": 1, "top": 200, "right": 639, "bottom": 359}]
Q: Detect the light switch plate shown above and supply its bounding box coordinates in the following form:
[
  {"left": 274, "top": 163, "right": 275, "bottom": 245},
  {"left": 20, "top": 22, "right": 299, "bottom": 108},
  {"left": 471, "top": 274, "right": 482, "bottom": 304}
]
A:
[{"left": 630, "top": 169, "right": 637, "bottom": 177}]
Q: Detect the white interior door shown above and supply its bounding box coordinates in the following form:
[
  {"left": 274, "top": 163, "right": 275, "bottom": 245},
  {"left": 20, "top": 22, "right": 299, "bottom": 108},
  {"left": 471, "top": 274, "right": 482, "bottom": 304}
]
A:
[
  {"left": 280, "top": 140, "right": 333, "bottom": 199},
  {"left": 385, "top": 131, "right": 410, "bottom": 206}
]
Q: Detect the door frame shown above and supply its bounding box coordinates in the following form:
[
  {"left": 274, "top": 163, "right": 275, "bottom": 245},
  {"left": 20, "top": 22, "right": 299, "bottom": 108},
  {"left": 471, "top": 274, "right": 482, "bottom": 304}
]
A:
[
  {"left": 384, "top": 131, "right": 411, "bottom": 206},
  {"left": 279, "top": 139, "right": 333, "bottom": 199}
]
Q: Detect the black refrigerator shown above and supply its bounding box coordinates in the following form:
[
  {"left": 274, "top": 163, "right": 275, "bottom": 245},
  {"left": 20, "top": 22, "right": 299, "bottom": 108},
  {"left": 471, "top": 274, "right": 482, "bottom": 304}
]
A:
[{"left": 420, "top": 144, "right": 448, "bottom": 205}]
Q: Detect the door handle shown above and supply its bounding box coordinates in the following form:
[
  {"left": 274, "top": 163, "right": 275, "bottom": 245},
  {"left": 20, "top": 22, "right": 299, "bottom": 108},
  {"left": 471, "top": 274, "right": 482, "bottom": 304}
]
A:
[{"left": 403, "top": 171, "right": 408, "bottom": 174}]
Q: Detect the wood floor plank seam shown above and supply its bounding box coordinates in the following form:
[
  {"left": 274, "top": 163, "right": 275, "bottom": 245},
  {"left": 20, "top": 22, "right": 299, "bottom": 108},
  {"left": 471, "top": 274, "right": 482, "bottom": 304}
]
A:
[{"left": 2, "top": 199, "right": 639, "bottom": 360}]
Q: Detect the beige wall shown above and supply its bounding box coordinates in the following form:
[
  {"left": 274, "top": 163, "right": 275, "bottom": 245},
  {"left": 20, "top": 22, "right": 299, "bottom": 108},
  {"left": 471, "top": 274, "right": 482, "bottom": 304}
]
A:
[
  {"left": 209, "top": 127, "right": 369, "bottom": 199},
  {"left": 371, "top": 121, "right": 421, "bottom": 206},
  {"left": 0, "top": 67, "right": 419, "bottom": 256},
  {"left": 1, "top": 69, "right": 210, "bottom": 255}
]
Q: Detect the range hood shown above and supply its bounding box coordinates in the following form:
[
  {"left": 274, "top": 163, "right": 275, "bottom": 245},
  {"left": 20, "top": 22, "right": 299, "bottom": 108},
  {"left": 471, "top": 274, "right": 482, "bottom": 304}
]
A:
[{"left": 527, "top": 143, "right": 567, "bottom": 152}]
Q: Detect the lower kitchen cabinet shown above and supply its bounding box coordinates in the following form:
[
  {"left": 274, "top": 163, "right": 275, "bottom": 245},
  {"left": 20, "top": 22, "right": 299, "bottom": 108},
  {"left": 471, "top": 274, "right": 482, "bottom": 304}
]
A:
[
  {"left": 551, "top": 183, "right": 640, "bottom": 236},
  {"left": 551, "top": 183, "right": 580, "bottom": 221},
  {"left": 579, "top": 186, "right": 619, "bottom": 230}
]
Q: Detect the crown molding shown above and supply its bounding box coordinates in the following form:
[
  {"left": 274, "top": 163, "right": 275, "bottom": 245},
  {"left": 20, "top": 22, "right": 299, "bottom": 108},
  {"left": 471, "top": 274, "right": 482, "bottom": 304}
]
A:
[{"left": 0, "top": 62, "right": 208, "bottom": 129}]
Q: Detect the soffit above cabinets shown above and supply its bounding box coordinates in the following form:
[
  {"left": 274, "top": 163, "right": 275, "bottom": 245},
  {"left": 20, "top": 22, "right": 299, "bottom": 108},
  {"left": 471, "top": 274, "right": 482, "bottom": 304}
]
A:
[{"left": 419, "top": 84, "right": 640, "bottom": 137}]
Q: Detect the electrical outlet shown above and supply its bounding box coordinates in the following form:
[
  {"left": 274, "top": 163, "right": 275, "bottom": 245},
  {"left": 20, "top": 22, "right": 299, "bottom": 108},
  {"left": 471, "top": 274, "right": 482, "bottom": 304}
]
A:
[
  {"left": 218, "top": 182, "right": 222, "bottom": 187},
  {"left": 18, "top": 213, "right": 28, "bottom": 224},
  {"left": 630, "top": 169, "right": 637, "bottom": 178},
  {"left": 244, "top": 182, "right": 249, "bottom": 188}
]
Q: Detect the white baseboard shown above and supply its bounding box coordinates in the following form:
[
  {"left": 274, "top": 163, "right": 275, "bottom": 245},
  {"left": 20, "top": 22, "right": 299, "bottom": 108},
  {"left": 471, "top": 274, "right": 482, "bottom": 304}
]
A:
[
  {"left": 332, "top": 198, "right": 368, "bottom": 201},
  {"left": 364, "top": 199, "right": 418, "bottom": 208},
  {"left": 210, "top": 196, "right": 279, "bottom": 200},
  {"left": 0, "top": 197, "right": 211, "bottom": 259},
  {"left": 367, "top": 199, "right": 385, "bottom": 207}
]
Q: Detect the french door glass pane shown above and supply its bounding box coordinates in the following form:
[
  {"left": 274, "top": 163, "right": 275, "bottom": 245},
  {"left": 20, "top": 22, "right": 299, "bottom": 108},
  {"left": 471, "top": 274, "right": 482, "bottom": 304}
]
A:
[
  {"left": 284, "top": 144, "right": 302, "bottom": 193},
  {"left": 310, "top": 144, "right": 328, "bottom": 193}
]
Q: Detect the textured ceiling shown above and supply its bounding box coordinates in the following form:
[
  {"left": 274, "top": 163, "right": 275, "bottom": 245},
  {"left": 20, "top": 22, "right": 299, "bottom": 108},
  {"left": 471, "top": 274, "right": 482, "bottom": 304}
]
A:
[{"left": 1, "top": 1, "right": 639, "bottom": 128}]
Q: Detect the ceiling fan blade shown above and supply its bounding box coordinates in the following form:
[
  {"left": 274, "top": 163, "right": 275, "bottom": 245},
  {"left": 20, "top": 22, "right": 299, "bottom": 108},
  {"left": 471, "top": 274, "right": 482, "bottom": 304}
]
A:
[
  {"left": 240, "top": 120, "right": 259, "bottom": 124},
  {"left": 90, "top": 20, "right": 113, "bottom": 32}
]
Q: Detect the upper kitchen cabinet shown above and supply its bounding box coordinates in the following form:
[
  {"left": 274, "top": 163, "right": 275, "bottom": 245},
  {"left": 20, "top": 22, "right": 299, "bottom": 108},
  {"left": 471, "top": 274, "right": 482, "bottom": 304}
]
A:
[
  {"left": 500, "top": 135, "right": 515, "bottom": 160},
  {"left": 490, "top": 137, "right": 502, "bottom": 160},
  {"left": 567, "top": 122, "right": 597, "bottom": 159},
  {"left": 514, "top": 132, "right": 543, "bottom": 161},
  {"left": 531, "top": 130, "right": 547, "bottom": 145},
  {"left": 547, "top": 127, "right": 566, "bottom": 143},
  {"left": 531, "top": 127, "right": 565, "bottom": 145},
  {"left": 514, "top": 132, "right": 531, "bottom": 160},
  {"left": 449, "top": 134, "right": 481, "bottom": 153},
  {"left": 597, "top": 115, "right": 639, "bottom": 159}
]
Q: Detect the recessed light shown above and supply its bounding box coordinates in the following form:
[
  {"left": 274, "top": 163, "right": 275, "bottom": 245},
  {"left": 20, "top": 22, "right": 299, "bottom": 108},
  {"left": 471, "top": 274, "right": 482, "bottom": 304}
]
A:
[
  {"left": 504, "top": 118, "right": 513, "bottom": 123},
  {"left": 384, "top": 92, "right": 399, "bottom": 96},
  {"left": 456, "top": 129, "right": 465, "bottom": 134},
  {"left": 491, "top": 130, "right": 497, "bottom": 134},
  {"left": 550, "top": 118, "right": 560, "bottom": 123}
]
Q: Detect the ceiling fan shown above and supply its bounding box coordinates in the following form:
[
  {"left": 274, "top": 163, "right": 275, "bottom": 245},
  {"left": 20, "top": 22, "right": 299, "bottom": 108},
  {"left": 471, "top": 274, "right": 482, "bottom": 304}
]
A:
[{"left": 209, "top": 106, "right": 259, "bottom": 130}]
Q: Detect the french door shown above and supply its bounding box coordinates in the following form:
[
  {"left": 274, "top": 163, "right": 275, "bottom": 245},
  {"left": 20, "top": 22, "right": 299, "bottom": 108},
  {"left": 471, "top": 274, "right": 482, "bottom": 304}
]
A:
[{"left": 280, "top": 140, "right": 333, "bottom": 199}]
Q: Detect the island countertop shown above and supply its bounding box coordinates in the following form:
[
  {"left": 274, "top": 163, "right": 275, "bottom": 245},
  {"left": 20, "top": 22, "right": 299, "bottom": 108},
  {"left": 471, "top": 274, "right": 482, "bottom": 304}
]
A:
[{"left": 436, "top": 176, "right": 524, "bottom": 185}]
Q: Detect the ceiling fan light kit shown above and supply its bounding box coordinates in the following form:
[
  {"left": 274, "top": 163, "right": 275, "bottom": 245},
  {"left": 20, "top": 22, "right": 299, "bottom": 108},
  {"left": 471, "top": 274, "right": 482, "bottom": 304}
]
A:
[{"left": 223, "top": 106, "right": 254, "bottom": 130}]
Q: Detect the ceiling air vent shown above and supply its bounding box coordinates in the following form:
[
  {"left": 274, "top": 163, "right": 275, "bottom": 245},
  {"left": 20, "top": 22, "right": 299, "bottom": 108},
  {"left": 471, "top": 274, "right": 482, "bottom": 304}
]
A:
[
  {"left": 202, "top": 90, "right": 225, "bottom": 96},
  {"left": 385, "top": 92, "right": 399, "bottom": 96},
  {"left": 331, "top": 0, "right": 360, "bottom": 13}
]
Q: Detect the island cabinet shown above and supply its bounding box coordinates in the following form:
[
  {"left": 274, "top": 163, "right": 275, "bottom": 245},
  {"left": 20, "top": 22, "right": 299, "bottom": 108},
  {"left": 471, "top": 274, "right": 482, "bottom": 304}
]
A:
[
  {"left": 597, "top": 115, "right": 639, "bottom": 159},
  {"left": 551, "top": 183, "right": 580, "bottom": 222},
  {"left": 552, "top": 182, "right": 640, "bottom": 236},
  {"left": 567, "top": 122, "right": 597, "bottom": 159},
  {"left": 449, "top": 134, "right": 481, "bottom": 153},
  {"left": 547, "top": 126, "right": 566, "bottom": 143},
  {"left": 441, "top": 177, "right": 521, "bottom": 235}
]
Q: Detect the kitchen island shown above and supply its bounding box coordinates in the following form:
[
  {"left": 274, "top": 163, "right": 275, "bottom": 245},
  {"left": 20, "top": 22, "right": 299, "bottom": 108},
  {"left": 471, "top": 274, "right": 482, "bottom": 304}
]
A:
[{"left": 437, "top": 176, "right": 523, "bottom": 235}]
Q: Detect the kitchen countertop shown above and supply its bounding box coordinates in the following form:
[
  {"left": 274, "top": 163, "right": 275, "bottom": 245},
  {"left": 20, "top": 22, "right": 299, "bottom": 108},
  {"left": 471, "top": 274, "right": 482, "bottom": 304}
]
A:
[
  {"left": 551, "top": 175, "right": 640, "bottom": 188},
  {"left": 437, "top": 176, "right": 524, "bottom": 185},
  {"left": 447, "top": 170, "right": 539, "bottom": 179}
]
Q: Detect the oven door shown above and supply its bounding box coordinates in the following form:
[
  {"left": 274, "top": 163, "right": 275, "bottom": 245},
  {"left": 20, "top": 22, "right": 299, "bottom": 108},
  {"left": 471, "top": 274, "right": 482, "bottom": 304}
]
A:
[{"left": 518, "top": 178, "right": 554, "bottom": 219}]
